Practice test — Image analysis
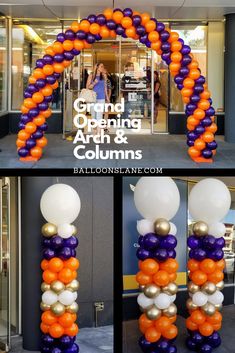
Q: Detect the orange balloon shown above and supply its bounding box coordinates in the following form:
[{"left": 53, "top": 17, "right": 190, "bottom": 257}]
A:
[
  {"left": 83, "top": 40, "right": 92, "bottom": 49},
  {"left": 48, "top": 257, "right": 64, "bottom": 272},
  {"left": 194, "top": 108, "right": 205, "bottom": 120},
  {"left": 140, "top": 259, "right": 159, "bottom": 275},
  {"left": 104, "top": 8, "right": 113, "bottom": 20},
  {"left": 191, "top": 270, "right": 207, "bottom": 286},
  {"left": 194, "top": 138, "right": 206, "bottom": 151},
  {"left": 145, "top": 20, "right": 156, "bottom": 32},
  {"left": 45, "top": 46, "right": 55, "bottom": 56},
  {"left": 70, "top": 21, "right": 80, "bottom": 32},
  {"left": 16, "top": 139, "right": 26, "bottom": 148},
  {"left": 64, "top": 257, "right": 80, "bottom": 271},
  {"left": 52, "top": 41, "right": 64, "bottom": 54},
  {"left": 32, "top": 92, "right": 44, "bottom": 104},
  {"left": 191, "top": 310, "right": 206, "bottom": 325},
  {"left": 112, "top": 10, "right": 124, "bottom": 24},
  {"left": 51, "top": 81, "right": 59, "bottom": 90},
  {"left": 200, "top": 90, "right": 211, "bottom": 100},
  {"left": 169, "top": 315, "right": 177, "bottom": 324},
  {"left": 79, "top": 20, "right": 90, "bottom": 33},
  {"left": 43, "top": 269, "right": 57, "bottom": 284},
  {"left": 187, "top": 123, "right": 195, "bottom": 131},
  {"left": 139, "top": 324, "right": 147, "bottom": 335},
  {"left": 168, "top": 272, "right": 177, "bottom": 282},
  {"left": 183, "top": 97, "right": 191, "bottom": 104},
  {"left": 64, "top": 323, "right": 79, "bottom": 336},
  {"left": 202, "top": 131, "right": 214, "bottom": 143},
  {"left": 141, "top": 13, "right": 150, "bottom": 25},
  {"left": 162, "top": 324, "right": 178, "bottom": 339},
  {"left": 29, "top": 76, "right": 37, "bottom": 84},
  {"left": 53, "top": 63, "right": 65, "bottom": 74},
  {"left": 121, "top": 17, "right": 133, "bottom": 29},
  {"left": 33, "top": 68, "right": 46, "bottom": 80},
  {"left": 49, "top": 323, "right": 64, "bottom": 338},
  {"left": 90, "top": 23, "right": 100, "bottom": 35},
  {"left": 41, "top": 310, "right": 57, "bottom": 325},
  {"left": 188, "top": 60, "right": 199, "bottom": 70},
  {"left": 25, "top": 122, "right": 37, "bottom": 134},
  {"left": 198, "top": 99, "right": 211, "bottom": 111},
  {"left": 216, "top": 259, "right": 225, "bottom": 271},
  {"left": 58, "top": 313, "right": 75, "bottom": 328},
  {"left": 169, "top": 62, "right": 181, "bottom": 73},
  {"left": 151, "top": 41, "right": 161, "bottom": 51},
  {"left": 206, "top": 123, "right": 217, "bottom": 134},
  {"left": 198, "top": 322, "right": 214, "bottom": 337},
  {"left": 126, "top": 26, "right": 136, "bottom": 39},
  {"left": 189, "top": 69, "right": 201, "bottom": 80},
  {"left": 110, "top": 30, "right": 117, "bottom": 38},
  {"left": 181, "top": 87, "right": 193, "bottom": 97},
  {"left": 100, "top": 26, "right": 110, "bottom": 38},
  {"left": 72, "top": 270, "right": 77, "bottom": 280},
  {"left": 24, "top": 98, "right": 37, "bottom": 109},
  {"left": 41, "top": 85, "right": 53, "bottom": 97},
  {"left": 74, "top": 39, "right": 84, "bottom": 51},
  {"left": 183, "top": 77, "right": 195, "bottom": 89},
  {"left": 41, "top": 259, "right": 49, "bottom": 271},
  {"left": 136, "top": 271, "right": 152, "bottom": 285},
  {"left": 171, "top": 41, "right": 182, "bottom": 52},
  {"left": 159, "top": 258, "right": 179, "bottom": 274},
  {"left": 212, "top": 322, "right": 222, "bottom": 331},
  {"left": 40, "top": 322, "right": 50, "bottom": 334},
  {"left": 33, "top": 115, "right": 46, "bottom": 126},
  {"left": 187, "top": 116, "right": 200, "bottom": 127},
  {"left": 171, "top": 52, "right": 182, "bottom": 63},
  {"left": 58, "top": 268, "right": 74, "bottom": 284},
  {"left": 188, "top": 147, "right": 201, "bottom": 159},
  {"left": 30, "top": 146, "right": 43, "bottom": 159},
  {"left": 37, "top": 136, "right": 48, "bottom": 148},
  {"left": 187, "top": 259, "right": 200, "bottom": 272},
  {"left": 148, "top": 31, "right": 159, "bottom": 43},
  {"left": 168, "top": 31, "right": 179, "bottom": 43},
  {"left": 186, "top": 317, "right": 198, "bottom": 331},
  {"left": 153, "top": 270, "right": 170, "bottom": 287},
  {"left": 41, "top": 108, "right": 52, "bottom": 118},
  {"left": 207, "top": 311, "right": 222, "bottom": 325},
  {"left": 207, "top": 269, "right": 224, "bottom": 284},
  {"left": 43, "top": 64, "right": 54, "bottom": 76},
  {"left": 139, "top": 314, "right": 154, "bottom": 330},
  {"left": 199, "top": 259, "right": 216, "bottom": 274},
  {"left": 145, "top": 327, "right": 161, "bottom": 343},
  {"left": 155, "top": 316, "right": 171, "bottom": 333},
  {"left": 18, "top": 130, "right": 30, "bottom": 141},
  {"left": 63, "top": 40, "right": 74, "bottom": 51}
]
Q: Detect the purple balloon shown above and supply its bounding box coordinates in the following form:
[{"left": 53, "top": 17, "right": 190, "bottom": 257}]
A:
[
  {"left": 115, "top": 25, "right": 125, "bottom": 35},
  {"left": 36, "top": 59, "right": 45, "bottom": 68},
  {"left": 187, "top": 131, "right": 198, "bottom": 140},
  {"left": 71, "top": 249, "right": 76, "bottom": 257},
  {"left": 179, "top": 67, "right": 189, "bottom": 77},
  {"left": 136, "top": 247, "right": 151, "bottom": 260},
  {"left": 203, "top": 235, "right": 216, "bottom": 249},
  {"left": 123, "top": 8, "right": 133, "bottom": 17},
  {"left": 32, "top": 130, "right": 43, "bottom": 139},
  {"left": 42, "top": 237, "right": 51, "bottom": 247},
  {"left": 190, "top": 94, "right": 200, "bottom": 104},
  {"left": 187, "top": 140, "right": 195, "bottom": 147},
  {"left": 145, "top": 41, "right": 151, "bottom": 48},
  {"left": 181, "top": 45, "right": 191, "bottom": 55},
  {"left": 187, "top": 235, "right": 200, "bottom": 249},
  {"left": 28, "top": 108, "right": 40, "bottom": 118},
  {"left": 162, "top": 52, "right": 171, "bottom": 62},
  {"left": 38, "top": 102, "right": 49, "bottom": 111},
  {"left": 50, "top": 235, "right": 63, "bottom": 249},
  {"left": 59, "top": 335, "right": 74, "bottom": 348},
  {"left": 51, "top": 348, "right": 62, "bottom": 353},
  {"left": 136, "top": 25, "right": 146, "bottom": 36},
  {"left": 195, "top": 125, "right": 205, "bottom": 135},
  {"left": 157, "top": 339, "right": 170, "bottom": 350},
  {"left": 76, "top": 30, "right": 87, "bottom": 40},
  {"left": 35, "top": 78, "right": 46, "bottom": 89},
  {"left": 161, "top": 235, "right": 177, "bottom": 250},
  {"left": 43, "top": 248, "right": 55, "bottom": 260},
  {"left": 193, "top": 248, "right": 207, "bottom": 261},
  {"left": 139, "top": 34, "right": 148, "bottom": 44},
  {"left": 160, "top": 30, "right": 170, "bottom": 42},
  {"left": 194, "top": 84, "right": 204, "bottom": 94},
  {"left": 206, "top": 107, "right": 215, "bottom": 116},
  {"left": 161, "top": 42, "right": 171, "bottom": 52},
  {"left": 43, "top": 54, "right": 54, "bottom": 64},
  {"left": 138, "top": 236, "right": 144, "bottom": 247},
  {"left": 41, "top": 334, "right": 54, "bottom": 346},
  {"left": 207, "top": 331, "right": 221, "bottom": 348},
  {"left": 46, "top": 75, "right": 57, "bottom": 85},
  {"left": 65, "top": 29, "right": 75, "bottom": 40},
  {"left": 215, "top": 237, "right": 225, "bottom": 248},
  {"left": 64, "top": 343, "right": 79, "bottom": 353},
  {"left": 24, "top": 91, "right": 32, "bottom": 99},
  {"left": 63, "top": 236, "right": 79, "bottom": 248},
  {"left": 178, "top": 38, "right": 184, "bottom": 45},
  {"left": 181, "top": 55, "right": 192, "bottom": 66},
  {"left": 153, "top": 248, "right": 168, "bottom": 262},
  {"left": 57, "top": 33, "right": 66, "bottom": 42},
  {"left": 195, "top": 75, "right": 206, "bottom": 85},
  {"left": 186, "top": 337, "right": 197, "bottom": 350},
  {"left": 41, "top": 347, "right": 51, "bottom": 353},
  {"left": 18, "top": 148, "right": 29, "bottom": 157},
  {"left": 106, "top": 20, "right": 116, "bottom": 30},
  {"left": 191, "top": 331, "right": 204, "bottom": 344},
  {"left": 186, "top": 103, "right": 197, "bottom": 112},
  {"left": 96, "top": 14, "right": 106, "bottom": 25},
  {"left": 132, "top": 15, "right": 142, "bottom": 27},
  {"left": 168, "top": 249, "right": 176, "bottom": 259},
  {"left": 38, "top": 122, "right": 48, "bottom": 131},
  {"left": 72, "top": 49, "right": 81, "bottom": 56},
  {"left": 168, "top": 346, "right": 177, "bottom": 353},
  {"left": 143, "top": 233, "right": 160, "bottom": 250},
  {"left": 64, "top": 51, "right": 74, "bottom": 61},
  {"left": 86, "top": 33, "right": 96, "bottom": 44},
  {"left": 54, "top": 72, "right": 61, "bottom": 79},
  {"left": 139, "top": 336, "right": 152, "bottom": 350},
  {"left": 18, "top": 122, "right": 26, "bottom": 130},
  {"left": 25, "top": 138, "right": 36, "bottom": 149},
  {"left": 44, "top": 95, "right": 53, "bottom": 103},
  {"left": 174, "top": 75, "right": 184, "bottom": 85},
  {"left": 21, "top": 114, "right": 31, "bottom": 124},
  {"left": 202, "top": 148, "right": 213, "bottom": 159},
  {"left": 27, "top": 84, "right": 38, "bottom": 93},
  {"left": 156, "top": 22, "right": 165, "bottom": 32},
  {"left": 87, "top": 14, "right": 96, "bottom": 23},
  {"left": 210, "top": 249, "right": 224, "bottom": 261},
  {"left": 201, "top": 117, "right": 212, "bottom": 127},
  {"left": 58, "top": 247, "right": 72, "bottom": 260},
  {"left": 200, "top": 344, "right": 212, "bottom": 353},
  {"left": 54, "top": 53, "right": 64, "bottom": 63},
  {"left": 95, "top": 34, "right": 102, "bottom": 41}
]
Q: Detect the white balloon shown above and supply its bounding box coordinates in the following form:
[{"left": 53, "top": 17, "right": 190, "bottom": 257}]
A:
[
  {"left": 137, "top": 293, "right": 154, "bottom": 309},
  {"left": 58, "top": 290, "right": 75, "bottom": 306},
  {"left": 58, "top": 223, "right": 74, "bottom": 239},
  {"left": 192, "top": 291, "right": 208, "bottom": 307},
  {"left": 154, "top": 293, "right": 171, "bottom": 310},
  {"left": 137, "top": 219, "right": 154, "bottom": 235},
  {"left": 40, "top": 184, "right": 81, "bottom": 225},
  {"left": 208, "top": 291, "right": 224, "bottom": 305},
  {"left": 134, "top": 177, "right": 180, "bottom": 221},
  {"left": 208, "top": 222, "right": 226, "bottom": 238},
  {"left": 42, "top": 290, "right": 58, "bottom": 305},
  {"left": 73, "top": 292, "right": 78, "bottom": 301},
  {"left": 189, "top": 178, "right": 231, "bottom": 223},
  {"left": 170, "top": 294, "right": 176, "bottom": 303},
  {"left": 169, "top": 222, "right": 177, "bottom": 236}
]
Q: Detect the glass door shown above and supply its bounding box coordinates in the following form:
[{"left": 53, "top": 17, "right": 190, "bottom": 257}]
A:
[{"left": 0, "top": 178, "right": 10, "bottom": 352}]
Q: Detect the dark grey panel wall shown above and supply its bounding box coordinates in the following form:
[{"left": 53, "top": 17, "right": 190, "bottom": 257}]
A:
[{"left": 21, "top": 177, "right": 113, "bottom": 351}]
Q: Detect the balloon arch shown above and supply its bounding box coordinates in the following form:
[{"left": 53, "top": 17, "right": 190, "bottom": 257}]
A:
[{"left": 16, "top": 8, "right": 218, "bottom": 163}]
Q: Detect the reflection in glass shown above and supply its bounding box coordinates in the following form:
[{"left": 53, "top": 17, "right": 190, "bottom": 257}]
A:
[{"left": 0, "top": 19, "right": 7, "bottom": 112}]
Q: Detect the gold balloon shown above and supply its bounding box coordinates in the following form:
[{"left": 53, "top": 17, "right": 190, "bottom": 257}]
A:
[
  {"left": 214, "top": 303, "right": 222, "bottom": 311},
  {"left": 72, "top": 225, "right": 78, "bottom": 236},
  {"left": 51, "top": 302, "right": 65, "bottom": 316},
  {"left": 192, "top": 221, "right": 209, "bottom": 237},
  {"left": 146, "top": 306, "right": 161, "bottom": 320},
  {"left": 162, "top": 282, "right": 178, "bottom": 295},
  {"left": 66, "top": 279, "right": 80, "bottom": 292},
  {"left": 188, "top": 281, "right": 200, "bottom": 294},
  {"left": 216, "top": 281, "right": 225, "bottom": 291},
  {"left": 201, "top": 282, "right": 216, "bottom": 295},
  {"left": 66, "top": 302, "right": 79, "bottom": 313},
  {"left": 51, "top": 280, "right": 65, "bottom": 294},
  {"left": 154, "top": 218, "right": 170, "bottom": 236},
  {"left": 139, "top": 285, "right": 145, "bottom": 292},
  {"left": 202, "top": 302, "right": 216, "bottom": 316},
  {"left": 41, "top": 223, "right": 57, "bottom": 237},
  {"left": 163, "top": 303, "right": 177, "bottom": 317},
  {"left": 186, "top": 298, "right": 198, "bottom": 311},
  {"left": 40, "top": 302, "right": 51, "bottom": 311},
  {"left": 41, "top": 282, "right": 50, "bottom": 292},
  {"left": 144, "top": 284, "right": 160, "bottom": 298}
]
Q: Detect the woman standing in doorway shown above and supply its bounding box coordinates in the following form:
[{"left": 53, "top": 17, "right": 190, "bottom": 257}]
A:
[
  {"left": 154, "top": 71, "right": 161, "bottom": 124},
  {"left": 86, "top": 62, "right": 109, "bottom": 135}
]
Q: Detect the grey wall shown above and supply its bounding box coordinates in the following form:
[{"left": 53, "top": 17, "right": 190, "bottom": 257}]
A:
[{"left": 21, "top": 176, "right": 113, "bottom": 351}]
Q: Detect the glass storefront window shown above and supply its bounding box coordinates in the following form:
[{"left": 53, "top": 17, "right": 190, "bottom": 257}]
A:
[
  {"left": 170, "top": 23, "right": 208, "bottom": 112},
  {"left": 0, "top": 18, "right": 7, "bottom": 112},
  {"left": 11, "top": 21, "right": 62, "bottom": 111}
]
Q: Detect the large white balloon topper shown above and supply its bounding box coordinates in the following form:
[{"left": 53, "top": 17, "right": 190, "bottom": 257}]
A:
[
  {"left": 134, "top": 177, "right": 180, "bottom": 221},
  {"left": 189, "top": 178, "right": 231, "bottom": 224},
  {"left": 40, "top": 183, "right": 81, "bottom": 225}
]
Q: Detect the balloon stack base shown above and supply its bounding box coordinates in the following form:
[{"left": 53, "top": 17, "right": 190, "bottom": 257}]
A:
[
  {"left": 20, "top": 156, "right": 40, "bottom": 162},
  {"left": 192, "top": 157, "right": 213, "bottom": 163}
]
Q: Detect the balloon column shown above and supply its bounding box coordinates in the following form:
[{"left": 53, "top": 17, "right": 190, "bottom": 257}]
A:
[
  {"left": 186, "top": 178, "right": 231, "bottom": 353},
  {"left": 17, "top": 8, "right": 217, "bottom": 162},
  {"left": 134, "top": 177, "right": 180, "bottom": 353},
  {"left": 40, "top": 184, "right": 81, "bottom": 353}
]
